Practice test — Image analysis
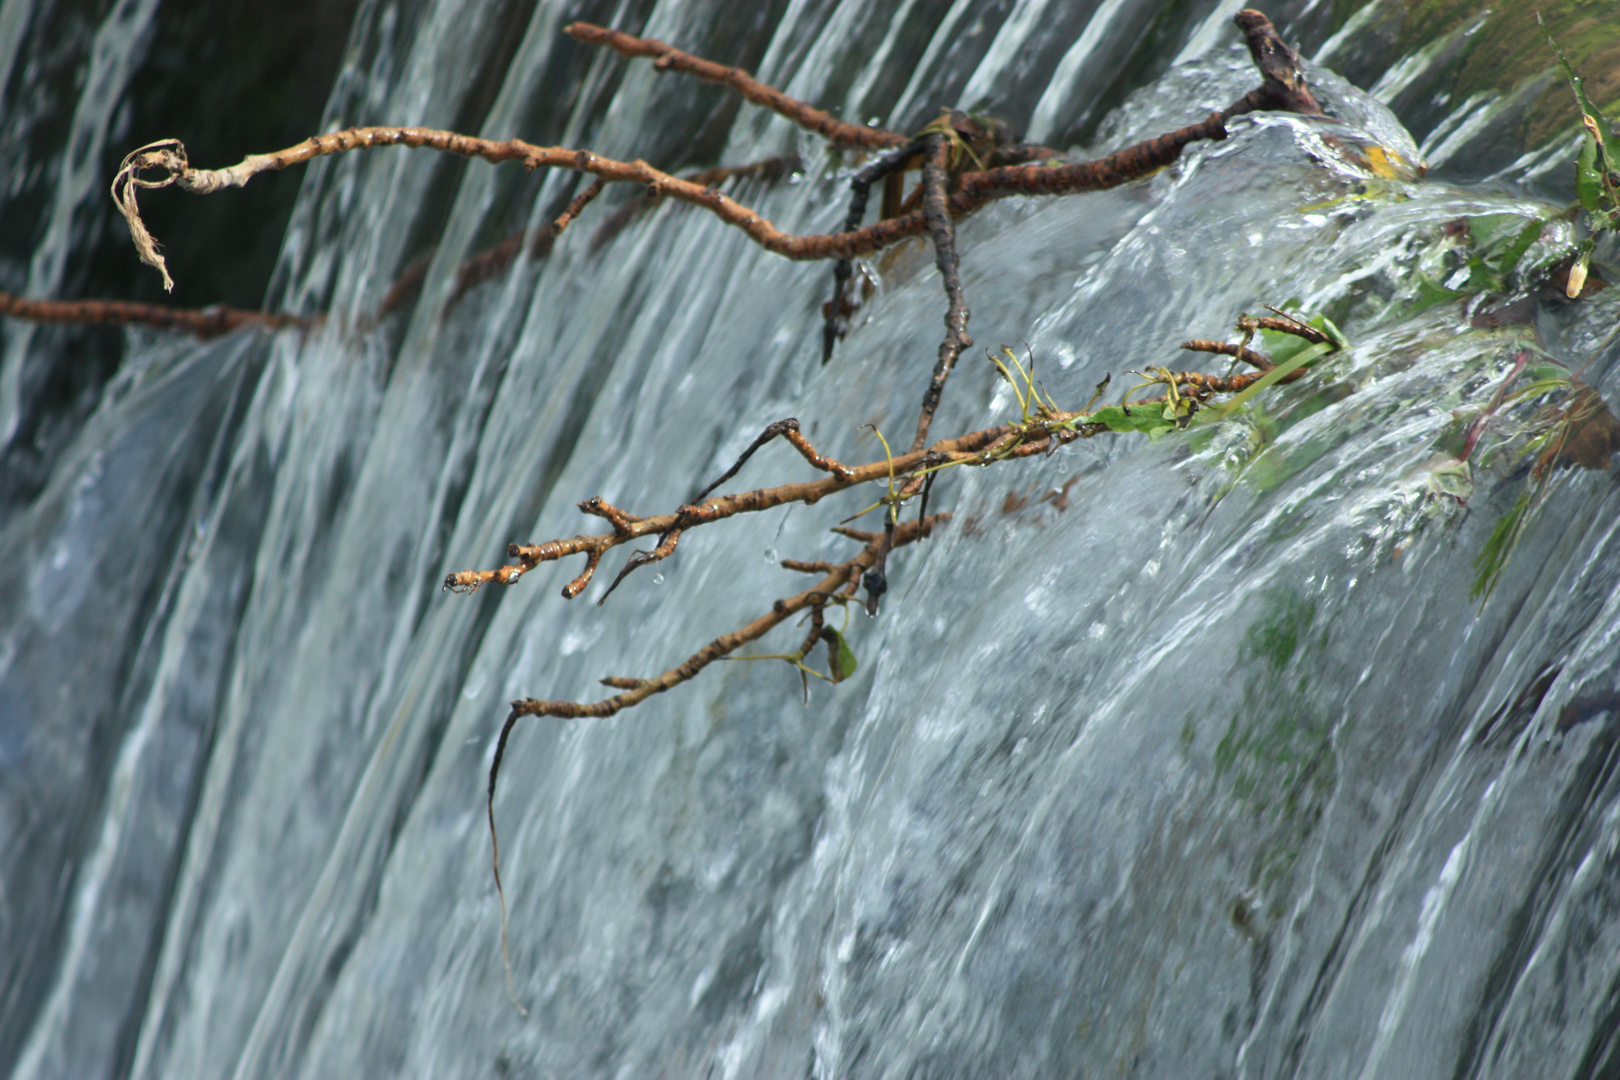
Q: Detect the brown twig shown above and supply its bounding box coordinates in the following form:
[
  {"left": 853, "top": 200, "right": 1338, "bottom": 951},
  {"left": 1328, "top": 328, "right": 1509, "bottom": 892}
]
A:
[
  {"left": 693, "top": 416, "right": 856, "bottom": 503},
  {"left": 442, "top": 421, "right": 1040, "bottom": 599},
  {"left": 1239, "top": 311, "right": 1329, "bottom": 343},
  {"left": 112, "top": 110, "right": 1259, "bottom": 290},
  {"left": 447, "top": 364, "right": 1293, "bottom": 603},
  {"left": 591, "top": 154, "right": 802, "bottom": 251},
  {"left": 911, "top": 132, "right": 972, "bottom": 452},
  {"left": 823, "top": 139, "right": 925, "bottom": 361},
  {"left": 781, "top": 559, "right": 839, "bottom": 574},
  {"left": 0, "top": 291, "right": 312, "bottom": 338},
  {"left": 114, "top": 10, "right": 1321, "bottom": 292},
  {"left": 1234, "top": 9, "right": 1322, "bottom": 116},
  {"left": 503, "top": 513, "right": 945, "bottom": 723},
  {"left": 550, "top": 177, "right": 607, "bottom": 238},
  {"left": 379, "top": 157, "right": 796, "bottom": 320},
  {"left": 1181, "top": 339, "right": 1278, "bottom": 372},
  {"left": 482, "top": 511, "right": 944, "bottom": 995},
  {"left": 564, "top": 22, "right": 908, "bottom": 150}
]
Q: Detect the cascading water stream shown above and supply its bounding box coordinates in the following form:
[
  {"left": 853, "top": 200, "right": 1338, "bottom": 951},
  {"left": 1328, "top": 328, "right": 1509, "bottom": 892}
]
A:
[{"left": 4, "top": 1, "right": 1620, "bottom": 1078}]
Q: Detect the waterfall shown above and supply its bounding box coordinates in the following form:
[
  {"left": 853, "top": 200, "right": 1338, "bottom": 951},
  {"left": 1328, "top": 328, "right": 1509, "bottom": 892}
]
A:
[{"left": 4, "top": 0, "right": 1620, "bottom": 1077}]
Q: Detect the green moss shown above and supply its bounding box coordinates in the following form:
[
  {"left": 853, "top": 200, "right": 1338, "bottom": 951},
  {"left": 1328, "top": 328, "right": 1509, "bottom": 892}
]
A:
[
  {"left": 1323, "top": 0, "right": 1620, "bottom": 152},
  {"left": 1213, "top": 591, "right": 1338, "bottom": 910}
]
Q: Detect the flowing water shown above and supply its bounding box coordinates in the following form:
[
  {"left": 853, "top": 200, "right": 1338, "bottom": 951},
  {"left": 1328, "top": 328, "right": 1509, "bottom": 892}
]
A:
[{"left": 5, "top": 0, "right": 1620, "bottom": 1077}]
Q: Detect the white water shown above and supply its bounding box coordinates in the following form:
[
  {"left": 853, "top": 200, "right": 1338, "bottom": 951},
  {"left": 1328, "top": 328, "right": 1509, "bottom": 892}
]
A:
[{"left": 5, "top": 1, "right": 1620, "bottom": 1078}]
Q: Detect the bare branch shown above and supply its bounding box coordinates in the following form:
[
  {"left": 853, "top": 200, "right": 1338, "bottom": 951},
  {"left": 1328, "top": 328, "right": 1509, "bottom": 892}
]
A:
[
  {"left": 565, "top": 22, "right": 908, "bottom": 150},
  {"left": 0, "top": 291, "right": 312, "bottom": 338},
  {"left": 911, "top": 132, "right": 972, "bottom": 452}
]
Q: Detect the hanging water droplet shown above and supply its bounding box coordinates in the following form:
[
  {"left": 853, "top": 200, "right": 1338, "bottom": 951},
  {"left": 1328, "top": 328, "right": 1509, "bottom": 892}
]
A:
[
  {"left": 652, "top": 573, "right": 665, "bottom": 585},
  {"left": 764, "top": 548, "right": 778, "bottom": 562}
]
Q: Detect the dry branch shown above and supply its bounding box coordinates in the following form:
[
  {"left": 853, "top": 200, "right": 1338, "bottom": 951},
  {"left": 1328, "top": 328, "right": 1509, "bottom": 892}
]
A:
[
  {"left": 482, "top": 511, "right": 943, "bottom": 1005},
  {"left": 912, "top": 132, "right": 971, "bottom": 451},
  {"left": 111, "top": 119, "right": 1211, "bottom": 291},
  {"left": 441, "top": 418, "right": 1073, "bottom": 600},
  {"left": 500, "top": 512, "right": 945, "bottom": 722},
  {"left": 112, "top": 12, "right": 1321, "bottom": 294},
  {"left": 0, "top": 291, "right": 311, "bottom": 338},
  {"left": 97, "top": 9, "right": 1343, "bottom": 994},
  {"left": 564, "top": 22, "right": 909, "bottom": 150}
]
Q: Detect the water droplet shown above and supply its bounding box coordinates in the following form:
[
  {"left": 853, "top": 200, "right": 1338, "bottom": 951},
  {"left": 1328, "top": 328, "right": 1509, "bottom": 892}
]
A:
[
  {"left": 764, "top": 548, "right": 779, "bottom": 562},
  {"left": 653, "top": 573, "right": 665, "bottom": 585}
]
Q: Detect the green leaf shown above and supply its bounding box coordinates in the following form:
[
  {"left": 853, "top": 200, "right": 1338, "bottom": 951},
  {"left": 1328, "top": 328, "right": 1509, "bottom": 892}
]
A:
[
  {"left": 1090, "top": 403, "right": 1177, "bottom": 436},
  {"left": 1255, "top": 312, "right": 1343, "bottom": 367},
  {"left": 1407, "top": 274, "right": 1468, "bottom": 316},
  {"left": 1577, "top": 133, "right": 1603, "bottom": 212},
  {"left": 1461, "top": 256, "right": 1504, "bottom": 295},
  {"left": 1496, "top": 217, "right": 1545, "bottom": 277},
  {"left": 1503, "top": 376, "right": 1576, "bottom": 406},
  {"left": 1524, "top": 359, "right": 1572, "bottom": 383},
  {"left": 826, "top": 628, "right": 858, "bottom": 684},
  {"left": 1315, "top": 313, "right": 1349, "bottom": 350},
  {"left": 1208, "top": 341, "right": 1335, "bottom": 421},
  {"left": 1472, "top": 490, "right": 1533, "bottom": 600}
]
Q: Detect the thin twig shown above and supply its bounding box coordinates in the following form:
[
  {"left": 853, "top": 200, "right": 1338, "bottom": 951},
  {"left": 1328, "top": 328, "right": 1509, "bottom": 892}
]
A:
[
  {"left": 1181, "top": 339, "right": 1277, "bottom": 371},
  {"left": 0, "top": 291, "right": 312, "bottom": 338},
  {"left": 550, "top": 177, "right": 607, "bottom": 238},
  {"left": 693, "top": 417, "right": 855, "bottom": 503},
  {"left": 564, "top": 22, "right": 908, "bottom": 150},
  {"left": 442, "top": 422, "right": 1029, "bottom": 597},
  {"left": 508, "top": 513, "right": 945, "bottom": 721},
  {"left": 1239, "top": 312, "right": 1330, "bottom": 343},
  {"left": 824, "top": 139, "right": 925, "bottom": 361},
  {"left": 114, "top": 83, "right": 1310, "bottom": 292},
  {"left": 910, "top": 132, "right": 972, "bottom": 452},
  {"left": 482, "top": 511, "right": 944, "bottom": 998}
]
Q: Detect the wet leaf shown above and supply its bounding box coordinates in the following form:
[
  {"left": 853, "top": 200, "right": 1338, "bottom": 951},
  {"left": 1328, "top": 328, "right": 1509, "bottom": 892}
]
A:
[
  {"left": 1090, "top": 404, "right": 1176, "bottom": 436},
  {"left": 1495, "top": 217, "right": 1545, "bottom": 278},
  {"left": 825, "top": 628, "right": 858, "bottom": 684},
  {"left": 1420, "top": 455, "right": 1473, "bottom": 501},
  {"left": 1408, "top": 274, "right": 1468, "bottom": 315},
  {"left": 1472, "top": 490, "right": 1533, "bottom": 600},
  {"left": 1557, "top": 381, "right": 1620, "bottom": 469},
  {"left": 1577, "top": 134, "right": 1603, "bottom": 212}
]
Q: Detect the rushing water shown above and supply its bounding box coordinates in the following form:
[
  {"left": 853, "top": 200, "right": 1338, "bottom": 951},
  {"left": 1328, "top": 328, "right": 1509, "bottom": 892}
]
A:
[{"left": 5, "top": 0, "right": 1620, "bottom": 1077}]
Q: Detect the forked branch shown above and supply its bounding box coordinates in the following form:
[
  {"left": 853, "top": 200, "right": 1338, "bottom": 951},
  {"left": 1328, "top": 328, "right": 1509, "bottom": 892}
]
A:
[{"left": 112, "top": 12, "right": 1321, "bottom": 294}]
